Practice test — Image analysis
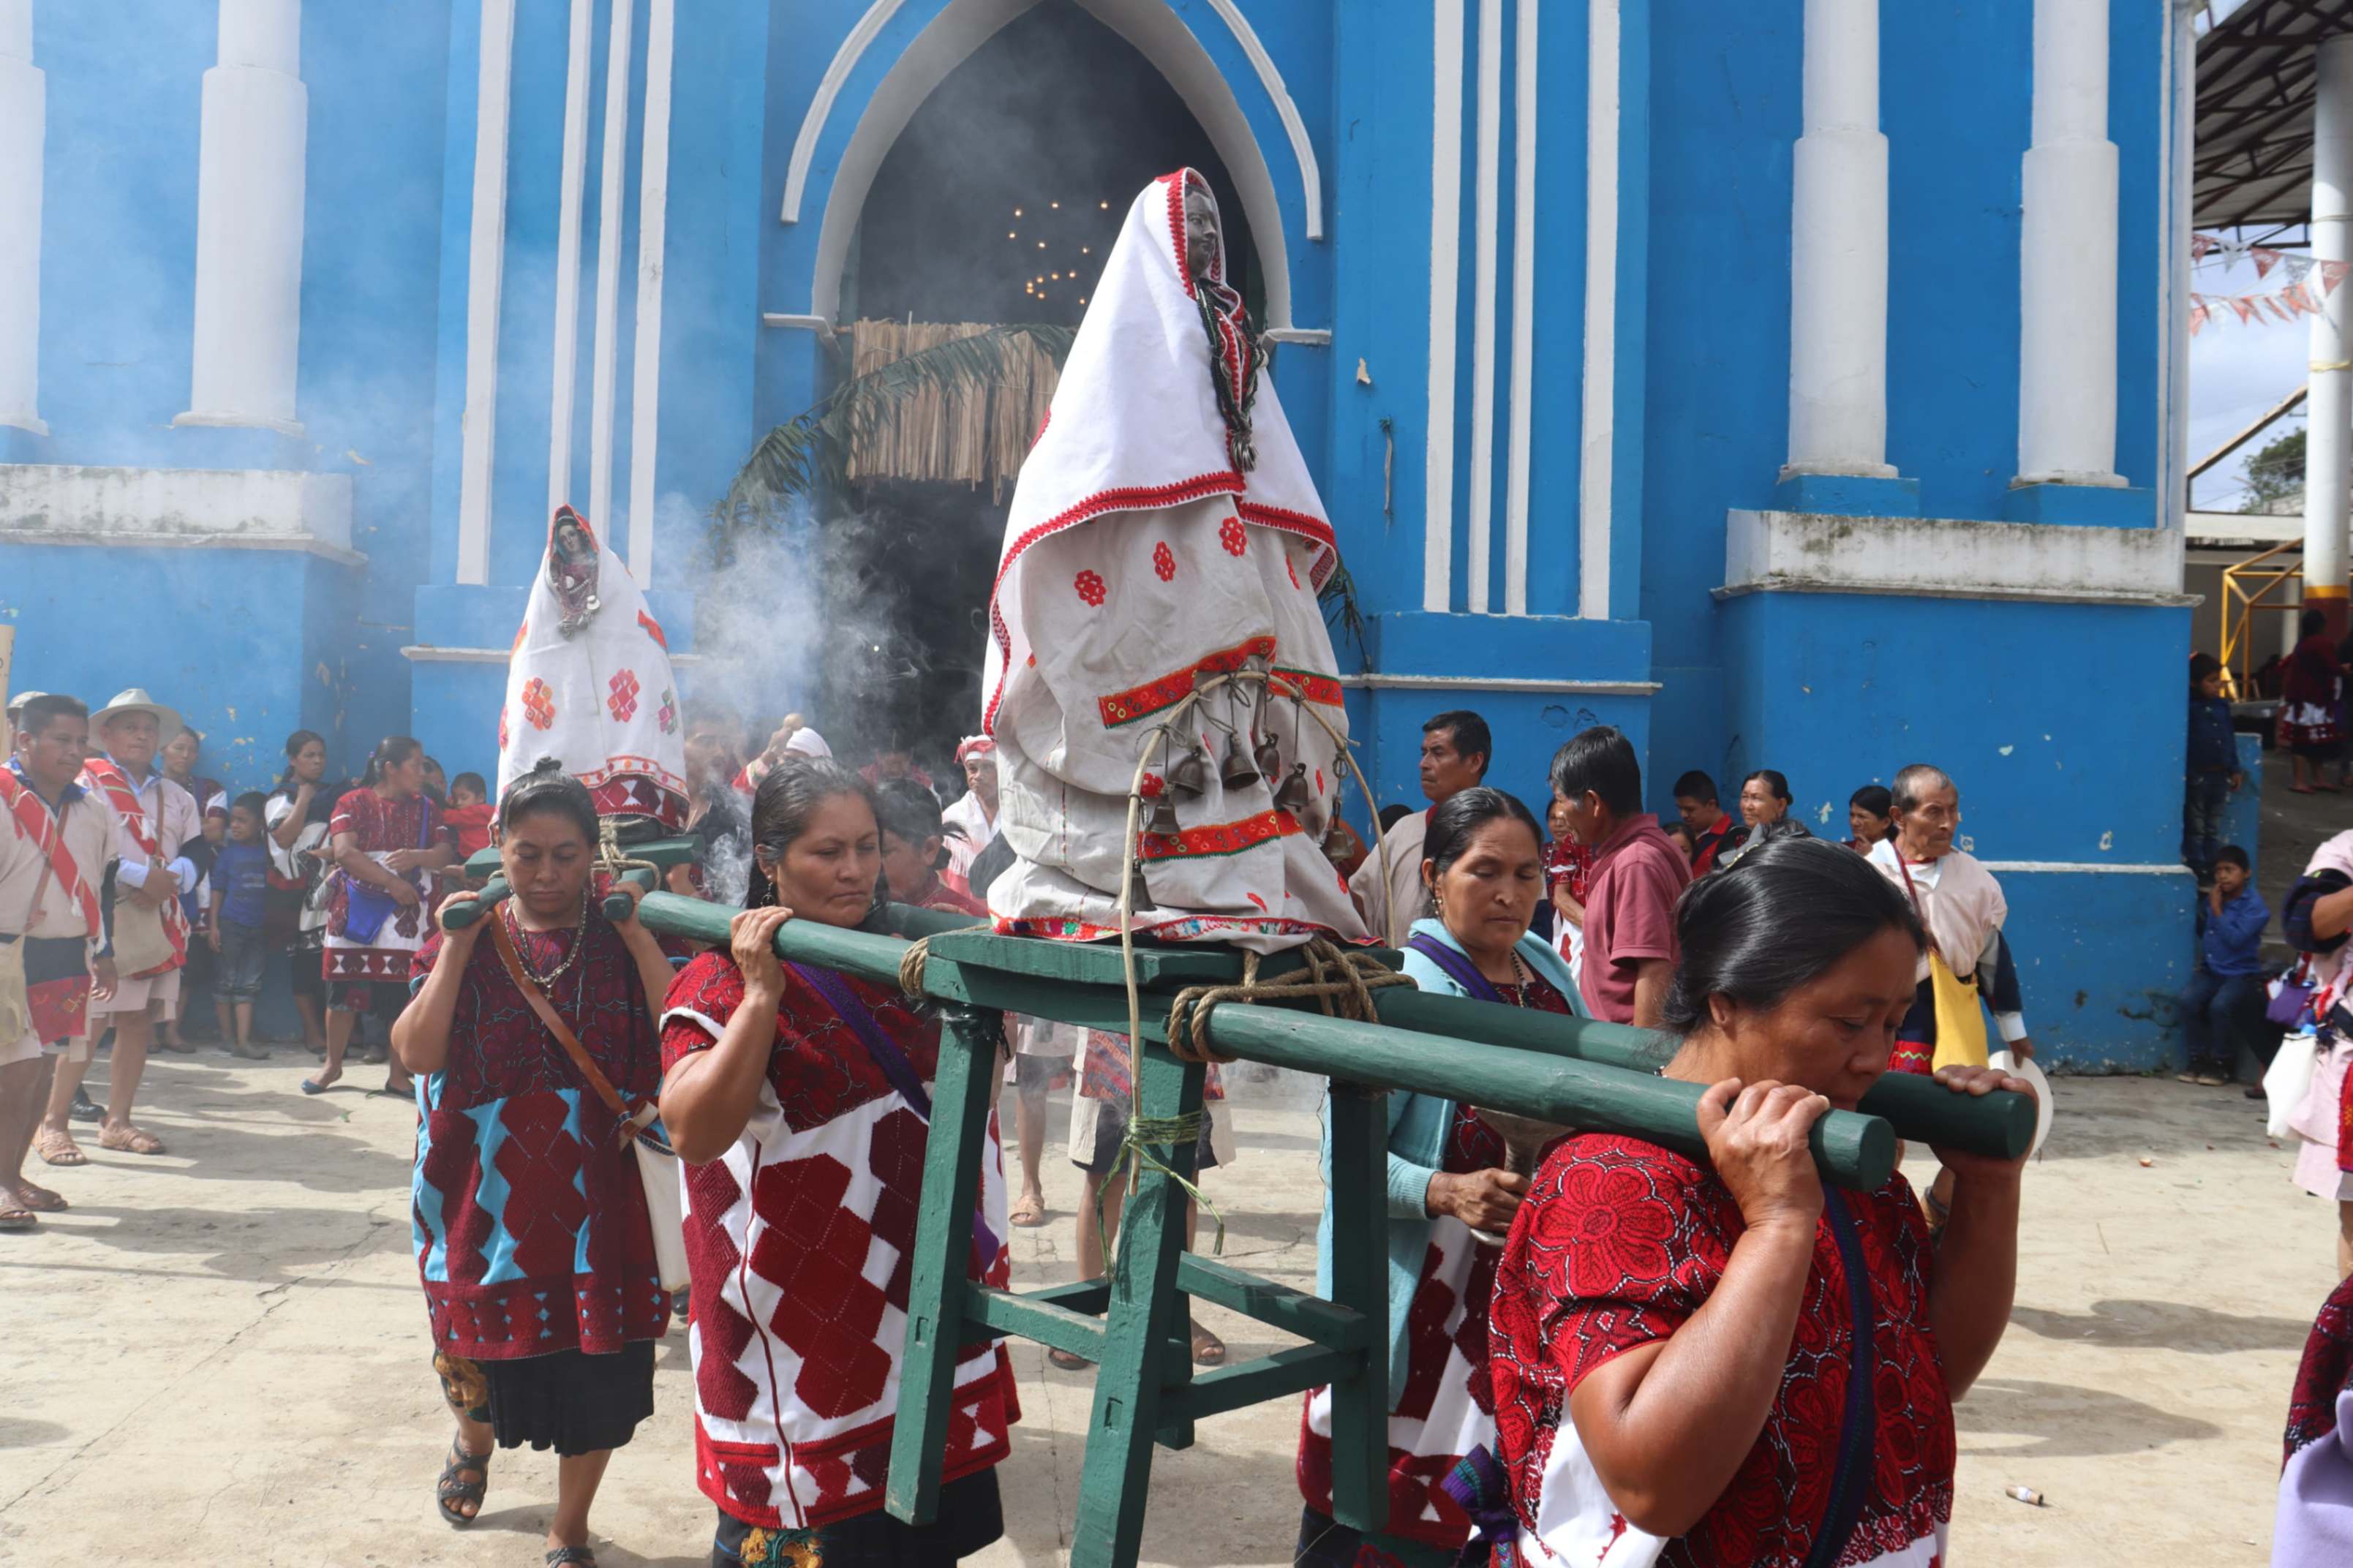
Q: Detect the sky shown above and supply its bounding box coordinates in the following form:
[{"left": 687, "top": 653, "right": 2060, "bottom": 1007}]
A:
[{"left": 2187, "top": 249, "right": 2311, "bottom": 513}]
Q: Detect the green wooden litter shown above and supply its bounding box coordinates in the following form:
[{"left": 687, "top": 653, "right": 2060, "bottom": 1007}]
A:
[{"left": 622, "top": 889, "right": 2031, "bottom": 1568}]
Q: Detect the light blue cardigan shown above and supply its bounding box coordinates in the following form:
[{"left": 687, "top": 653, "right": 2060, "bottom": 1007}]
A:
[{"left": 1316, "top": 916, "right": 1586, "bottom": 1404}]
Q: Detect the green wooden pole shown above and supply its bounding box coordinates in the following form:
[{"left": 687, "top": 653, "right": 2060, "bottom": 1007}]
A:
[
  {"left": 1199, "top": 1000, "right": 1897, "bottom": 1191},
  {"left": 1066, "top": 1041, "right": 1205, "bottom": 1568},
  {"left": 884, "top": 1001, "right": 1001, "bottom": 1526},
  {"left": 1371, "top": 990, "right": 2036, "bottom": 1162},
  {"left": 1322, "top": 1080, "right": 1391, "bottom": 1536}
]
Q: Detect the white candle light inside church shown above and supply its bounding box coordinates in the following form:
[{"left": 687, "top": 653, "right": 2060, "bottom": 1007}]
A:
[
  {"left": 2016, "top": 0, "right": 2123, "bottom": 489},
  {"left": 178, "top": 0, "right": 307, "bottom": 434},
  {"left": 1783, "top": 0, "right": 1894, "bottom": 480}
]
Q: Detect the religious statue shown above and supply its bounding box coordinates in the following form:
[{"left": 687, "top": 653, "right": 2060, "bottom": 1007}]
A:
[
  {"left": 549, "top": 508, "right": 603, "bottom": 637},
  {"left": 979, "top": 170, "right": 1367, "bottom": 952}
]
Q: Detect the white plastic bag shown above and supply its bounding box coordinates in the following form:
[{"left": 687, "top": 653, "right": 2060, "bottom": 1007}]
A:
[
  {"left": 633, "top": 1139, "right": 690, "bottom": 1293},
  {"left": 2264, "top": 1031, "right": 2323, "bottom": 1140},
  {"left": 1987, "top": 1050, "right": 2055, "bottom": 1158}
]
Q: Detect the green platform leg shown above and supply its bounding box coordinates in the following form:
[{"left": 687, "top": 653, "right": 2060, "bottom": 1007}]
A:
[
  {"left": 1068, "top": 1039, "right": 1206, "bottom": 1568},
  {"left": 885, "top": 1002, "right": 1002, "bottom": 1526},
  {"left": 1324, "top": 1078, "right": 1391, "bottom": 1536}
]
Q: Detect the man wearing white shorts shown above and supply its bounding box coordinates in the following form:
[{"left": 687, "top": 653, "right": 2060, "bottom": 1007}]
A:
[
  {"left": 42, "top": 689, "right": 196, "bottom": 1161},
  {"left": 3, "top": 695, "right": 117, "bottom": 1228}
]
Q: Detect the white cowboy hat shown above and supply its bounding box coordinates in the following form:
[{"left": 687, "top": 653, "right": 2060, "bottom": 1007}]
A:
[
  {"left": 91, "top": 687, "right": 184, "bottom": 740},
  {"left": 4, "top": 689, "right": 46, "bottom": 717}
]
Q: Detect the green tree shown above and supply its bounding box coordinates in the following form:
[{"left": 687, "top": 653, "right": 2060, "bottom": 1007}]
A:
[{"left": 2241, "top": 428, "right": 2306, "bottom": 514}]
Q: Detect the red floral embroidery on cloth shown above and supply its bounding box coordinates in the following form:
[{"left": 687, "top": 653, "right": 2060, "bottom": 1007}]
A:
[
  {"left": 1137, "top": 808, "right": 1303, "bottom": 863},
  {"left": 1096, "top": 635, "right": 1281, "bottom": 730},
  {"left": 1075, "top": 570, "right": 1108, "bottom": 607},
  {"left": 522, "top": 676, "right": 557, "bottom": 730},
  {"left": 608, "top": 668, "right": 641, "bottom": 723},
  {"left": 1153, "top": 540, "right": 1177, "bottom": 580},
  {"left": 1270, "top": 665, "right": 1345, "bottom": 709},
  {"left": 1219, "top": 516, "right": 1247, "bottom": 557},
  {"left": 1489, "top": 1134, "right": 1955, "bottom": 1567},
  {"left": 659, "top": 952, "right": 1018, "bottom": 1529},
  {"left": 407, "top": 919, "right": 667, "bottom": 1360}
]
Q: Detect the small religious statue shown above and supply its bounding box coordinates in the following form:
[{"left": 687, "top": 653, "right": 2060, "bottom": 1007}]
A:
[{"left": 549, "top": 508, "right": 603, "bottom": 637}]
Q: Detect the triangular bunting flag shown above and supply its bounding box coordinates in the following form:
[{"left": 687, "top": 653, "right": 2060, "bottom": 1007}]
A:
[
  {"left": 2289, "top": 282, "right": 2318, "bottom": 316},
  {"left": 2231, "top": 295, "right": 2259, "bottom": 324},
  {"left": 2191, "top": 233, "right": 2215, "bottom": 261},
  {"left": 2267, "top": 294, "right": 2295, "bottom": 323},
  {"left": 2325, "top": 260, "right": 2350, "bottom": 295},
  {"left": 2190, "top": 301, "right": 2209, "bottom": 336},
  {"left": 2254, "top": 247, "right": 2284, "bottom": 279}
]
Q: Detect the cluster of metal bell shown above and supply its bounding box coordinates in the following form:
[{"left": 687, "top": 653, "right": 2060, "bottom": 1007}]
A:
[{"left": 1139, "top": 662, "right": 1318, "bottom": 845}]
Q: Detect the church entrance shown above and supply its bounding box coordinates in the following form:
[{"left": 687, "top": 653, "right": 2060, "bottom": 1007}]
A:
[{"left": 810, "top": 0, "right": 1260, "bottom": 761}]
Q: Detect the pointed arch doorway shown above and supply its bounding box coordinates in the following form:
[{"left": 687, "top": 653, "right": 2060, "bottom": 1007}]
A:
[{"left": 806, "top": 0, "right": 1263, "bottom": 761}]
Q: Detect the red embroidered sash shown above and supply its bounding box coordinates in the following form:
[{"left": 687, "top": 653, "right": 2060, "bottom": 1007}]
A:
[
  {"left": 0, "top": 769, "right": 102, "bottom": 935},
  {"left": 79, "top": 758, "right": 189, "bottom": 973}
]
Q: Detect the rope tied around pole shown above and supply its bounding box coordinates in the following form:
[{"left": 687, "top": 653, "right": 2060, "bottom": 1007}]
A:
[
  {"left": 1163, "top": 939, "right": 1415, "bottom": 1066},
  {"left": 889, "top": 922, "right": 983, "bottom": 993}
]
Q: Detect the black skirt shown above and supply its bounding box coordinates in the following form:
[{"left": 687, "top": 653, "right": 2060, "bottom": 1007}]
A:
[
  {"left": 479, "top": 1341, "right": 655, "bottom": 1458},
  {"left": 712, "top": 1469, "right": 1004, "bottom": 1567}
]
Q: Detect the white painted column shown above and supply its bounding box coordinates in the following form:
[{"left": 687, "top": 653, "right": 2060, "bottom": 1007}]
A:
[
  {"left": 625, "top": 0, "right": 676, "bottom": 587},
  {"left": 1578, "top": 0, "right": 1621, "bottom": 619},
  {"left": 2016, "top": 0, "right": 2123, "bottom": 488},
  {"left": 2305, "top": 37, "right": 2353, "bottom": 611},
  {"left": 1466, "top": 0, "right": 1502, "bottom": 614},
  {"left": 588, "top": 0, "right": 636, "bottom": 535},
  {"left": 1424, "top": 0, "right": 1464, "bottom": 614},
  {"left": 547, "top": 0, "right": 594, "bottom": 519},
  {"left": 456, "top": 0, "right": 519, "bottom": 587},
  {"left": 0, "top": 1, "right": 45, "bottom": 435},
  {"left": 178, "top": 0, "right": 307, "bottom": 434},
  {"left": 1503, "top": 0, "right": 1537, "bottom": 616},
  {"left": 1782, "top": 0, "right": 1893, "bottom": 480}
]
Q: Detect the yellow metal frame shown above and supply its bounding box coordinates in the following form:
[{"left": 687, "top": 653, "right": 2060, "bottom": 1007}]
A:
[{"left": 2218, "top": 540, "right": 2304, "bottom": 699}]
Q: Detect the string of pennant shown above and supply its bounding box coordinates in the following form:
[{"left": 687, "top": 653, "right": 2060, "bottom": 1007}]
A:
[{"left": 2190, "top": 233, "right": 2352, "bottom": 335}]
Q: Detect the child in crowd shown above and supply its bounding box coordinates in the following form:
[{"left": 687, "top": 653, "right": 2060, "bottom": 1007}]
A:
[
  {"left": 2185, "top": 654, "right": 2243, "bottom": 883},
  {"left": 1660, "top": 820, "right": 1695, "bottom": 862},
  {"left": 2179, "top": 843, "right": 2270, "bottom": 1087},
  {"left": 421, "top": 755, "right": 449, "bottom": 806},
  {"left": 443, "top": 772, "right": 495, "bottom": 860},
  {"left": 875, "top": 778, "right": 985, "bottom": 914},
  {"left": 208, "top": 794, "right": 274, "bottom": 1060}
]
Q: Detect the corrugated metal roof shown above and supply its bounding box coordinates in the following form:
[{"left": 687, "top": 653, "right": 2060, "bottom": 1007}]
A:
[{"left": 2195, "top": 0, "right": 2353, "bottom": 233}]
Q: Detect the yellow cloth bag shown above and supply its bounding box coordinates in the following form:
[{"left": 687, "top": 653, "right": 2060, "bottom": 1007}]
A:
[{"left": 1925, "top": 949, "right": 1989, "bottom": 1072}]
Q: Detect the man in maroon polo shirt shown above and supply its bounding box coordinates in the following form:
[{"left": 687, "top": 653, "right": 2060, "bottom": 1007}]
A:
[{"left": 1553, "top": 727, "right": 1690, "bottom": 1026}]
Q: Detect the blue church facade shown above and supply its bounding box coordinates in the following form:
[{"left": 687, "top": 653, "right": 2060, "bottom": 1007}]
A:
[{"left": 0, "top": 0, "right": 2199, "bottom": 1066}]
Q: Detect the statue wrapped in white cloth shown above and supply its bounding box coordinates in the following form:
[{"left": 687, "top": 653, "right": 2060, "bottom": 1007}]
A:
[
  {"left": 981, "top": 170, "right": 1370, "bottom": 953},
  {"left": 497, "top": 505, "right": 689, "bottom": 832}
]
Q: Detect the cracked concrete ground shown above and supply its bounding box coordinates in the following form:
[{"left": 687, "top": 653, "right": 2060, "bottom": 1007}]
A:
[{"left": 0, "top": 1055, "right": 2330, "bottom": 1566}]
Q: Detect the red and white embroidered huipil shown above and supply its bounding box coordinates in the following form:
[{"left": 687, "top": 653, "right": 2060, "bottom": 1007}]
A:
[{"left": 660, "top": 951, "right": 1019, "bottom": 1531}]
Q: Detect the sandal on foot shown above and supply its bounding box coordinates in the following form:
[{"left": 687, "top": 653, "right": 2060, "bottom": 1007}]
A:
[
  {"left": 10, "top": 1182, "right": 67, "bottom": 1213},
  {"left": 1009, "top": 1192, "right": 1047, "bottom": 1227},
  {"left": 34, "top": 1128, "right": 88, "bottom": 1167},
  {"left": 97, "top": 1123, "right": 165, "bottom": 1156},
  {"left": 300, "top": 1075, "right": 338, "bottom": 1096},
  {"left": 545, "top": 1548, "right": 598, "bottom": 1567},
  {"left": 1047, "top": 1346, "right": 1093, "bottom": 1371},
  {"left": 0, "top": 1205, "right": 37, "bottom": 1233},
  {"left": 434, "top": 1439, "right": 490, "bottom": 1527},
  {"left": 1191, "top": 1325, "right": 1227, "bottom": 1367}
]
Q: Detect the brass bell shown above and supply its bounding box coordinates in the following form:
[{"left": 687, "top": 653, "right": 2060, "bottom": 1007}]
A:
[
  {"left": 1252, "top": 733, "right": 1282, "bottom": 782},
  {"left": 1145, "top": 793, "right": 1182, "bottom": 839},
  {"left": 1126, "top": 857, "right": 1156, "bottom": 911},
  {"left": 1273, "top": 761, "right": 1313, "bottom": 818},
  {"left": 1167, "top": 742, "right": 1209, "bottom": 799},
  {"left": 1219, "top": 733, "right": 1260, "bottom": 791}
]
